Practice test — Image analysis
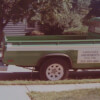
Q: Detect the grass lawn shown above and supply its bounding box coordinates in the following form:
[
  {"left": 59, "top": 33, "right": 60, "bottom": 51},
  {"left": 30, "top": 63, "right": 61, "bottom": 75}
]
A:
[
  {"left": 28, "top": 88, "right": 100, "bottom": 100},
  {"left": 0, "top": 79, "right": 100, "bottom": 85}
]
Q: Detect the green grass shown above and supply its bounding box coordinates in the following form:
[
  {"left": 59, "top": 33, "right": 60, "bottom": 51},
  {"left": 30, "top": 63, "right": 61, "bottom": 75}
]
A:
[
  {"left": 0, "top": 79, "right": 100, "bottom": 85},
  {"left": 28, "top": 88, "right": 100, "bottom": 100}
]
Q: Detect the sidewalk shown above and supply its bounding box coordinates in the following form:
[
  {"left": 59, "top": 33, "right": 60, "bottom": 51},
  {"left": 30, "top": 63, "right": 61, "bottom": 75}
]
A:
[
  {"left": 0, "top": 86, "right": 30, "bottom": 100},
  {"left": 0, "top": 83, "right": 100, "bottom": 100},
  {"left": 27, "top": 83, "right": 100, "bottom": 92}
]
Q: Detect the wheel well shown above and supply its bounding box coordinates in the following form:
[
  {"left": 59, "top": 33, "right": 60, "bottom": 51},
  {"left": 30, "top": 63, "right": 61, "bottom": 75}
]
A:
[{"left": 35, "top": 55, "right": 72, "bottom": 71}]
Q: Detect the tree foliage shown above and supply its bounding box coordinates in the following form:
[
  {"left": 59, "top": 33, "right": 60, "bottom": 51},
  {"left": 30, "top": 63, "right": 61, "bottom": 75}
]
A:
[
  {"left": 86, "top": 0, "right": 100, "bottom": 18},
  {"left": 0, "top": 0, "right": 33, "bottom": 42},
  {"left": 0, "top": 0, "right": 100, "bottom": 37},
  {"left": 27, "top": 0, "right": 92, "bottom": 35}
]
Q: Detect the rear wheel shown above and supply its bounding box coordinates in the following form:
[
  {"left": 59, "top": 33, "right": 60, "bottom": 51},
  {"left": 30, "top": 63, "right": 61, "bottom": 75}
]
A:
[{"left": 39, "top": 58, "right": 69, "bottom": 81}]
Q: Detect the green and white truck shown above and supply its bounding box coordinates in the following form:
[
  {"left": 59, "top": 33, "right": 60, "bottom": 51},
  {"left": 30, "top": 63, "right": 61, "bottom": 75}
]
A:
[{"left": 1, "top": 17, "right": 100, "bottom": 81}]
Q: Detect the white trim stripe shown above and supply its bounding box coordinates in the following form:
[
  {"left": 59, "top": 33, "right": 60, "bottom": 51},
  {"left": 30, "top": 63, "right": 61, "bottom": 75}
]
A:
[{"left": 6, "top": 44, "right": 100, "bottom": 51}]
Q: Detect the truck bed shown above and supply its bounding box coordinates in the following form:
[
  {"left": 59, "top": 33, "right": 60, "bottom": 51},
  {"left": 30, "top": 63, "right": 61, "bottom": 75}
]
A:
[
  {"left": 5, "top": 35, "right": 100, "bottom": 44},
  {"left": 3, "top": 35, "right": 100, "bottom": 69},
  {"left": 6, "top": 35, "right": 87, "bottom": 41}
]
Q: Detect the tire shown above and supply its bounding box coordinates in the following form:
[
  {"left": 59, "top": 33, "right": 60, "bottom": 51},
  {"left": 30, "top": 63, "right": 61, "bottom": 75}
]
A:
[{"left": 39, "top": 58, "right": 69, "bottom": 81}]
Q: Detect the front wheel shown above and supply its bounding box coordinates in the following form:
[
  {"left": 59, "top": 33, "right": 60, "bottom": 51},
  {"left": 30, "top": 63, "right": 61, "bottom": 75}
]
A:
[{"left": 39, "top": 58, "right": 69, "bottom": 81}]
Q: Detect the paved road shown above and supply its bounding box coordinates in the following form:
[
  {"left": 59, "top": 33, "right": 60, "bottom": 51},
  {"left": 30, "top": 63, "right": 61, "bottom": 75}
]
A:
[{"left": 0, "top": 65, "right": 100, "bottom": 80}]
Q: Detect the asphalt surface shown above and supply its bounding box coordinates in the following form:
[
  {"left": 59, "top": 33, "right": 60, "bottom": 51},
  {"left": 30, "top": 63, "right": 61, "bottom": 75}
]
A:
[{"left": 0, "top": 65, "right": 100, "bottom": 80}]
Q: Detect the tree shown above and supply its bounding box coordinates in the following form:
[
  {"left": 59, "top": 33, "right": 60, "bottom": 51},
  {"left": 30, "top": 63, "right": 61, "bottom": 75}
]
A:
[
  {"left": 86, "top": 0, "right": 100, "bottom": 19},
  {"left": 27, "top": 0, "right": 74, "bottom": 35},
  {"left": 0, "top": 0, "right": 99, "bottom": 38},
  {"left": 0, "top": 0, "right": 32, "bottom": 43},
  {"left": 27, "top": 0, "right": 91, "bottom": 35}
]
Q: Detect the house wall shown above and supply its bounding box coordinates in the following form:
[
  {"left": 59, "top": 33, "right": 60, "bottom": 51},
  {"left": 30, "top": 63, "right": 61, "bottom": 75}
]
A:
[{"left": 4, "top": 20, "right": 28, "bottom": 36}]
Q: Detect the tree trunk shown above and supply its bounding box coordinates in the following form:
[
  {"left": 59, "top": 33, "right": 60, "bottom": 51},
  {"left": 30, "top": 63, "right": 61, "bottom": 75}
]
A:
[
  {"left": 0, "top": 27, "right": 4, "bottom": 46},
  {"left": 0, "top": 17, "right": 4, "bottom": 45}
]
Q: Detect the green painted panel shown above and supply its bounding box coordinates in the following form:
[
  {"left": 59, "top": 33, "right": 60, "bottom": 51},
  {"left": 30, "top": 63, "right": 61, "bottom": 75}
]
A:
[
  {"left": 6, "top": 36, "right": 100, "bottom": 44},
  {"left": 3, "top": 50, "right": 100, "bottom": 69},
  {"left": 88, "top": 32, "right": 100, "bottom": 39},
  {"left": 3, "top": 50, "right": 77, "bottom": 67},
  {"left": 6, "top": 35, "right": 87, "bottom": 42}
]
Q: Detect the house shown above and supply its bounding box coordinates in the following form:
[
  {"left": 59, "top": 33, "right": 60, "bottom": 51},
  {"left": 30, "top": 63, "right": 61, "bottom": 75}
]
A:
[{"left": 4, "top": 19, "right": 34, "bottom": 36}]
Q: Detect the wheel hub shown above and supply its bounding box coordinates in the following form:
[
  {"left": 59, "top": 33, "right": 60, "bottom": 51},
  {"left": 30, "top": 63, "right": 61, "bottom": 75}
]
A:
[
  {"left": 51, "top": 68, "right": 57, "bottom": 74},
  {"left": 46, "top": 63, "right": 64, "bottom": 81}
]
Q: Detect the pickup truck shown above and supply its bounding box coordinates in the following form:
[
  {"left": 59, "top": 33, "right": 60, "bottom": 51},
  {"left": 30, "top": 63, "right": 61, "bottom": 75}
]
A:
[{"left": 1, "top": 17, "right": 100, "bottom": 81}]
